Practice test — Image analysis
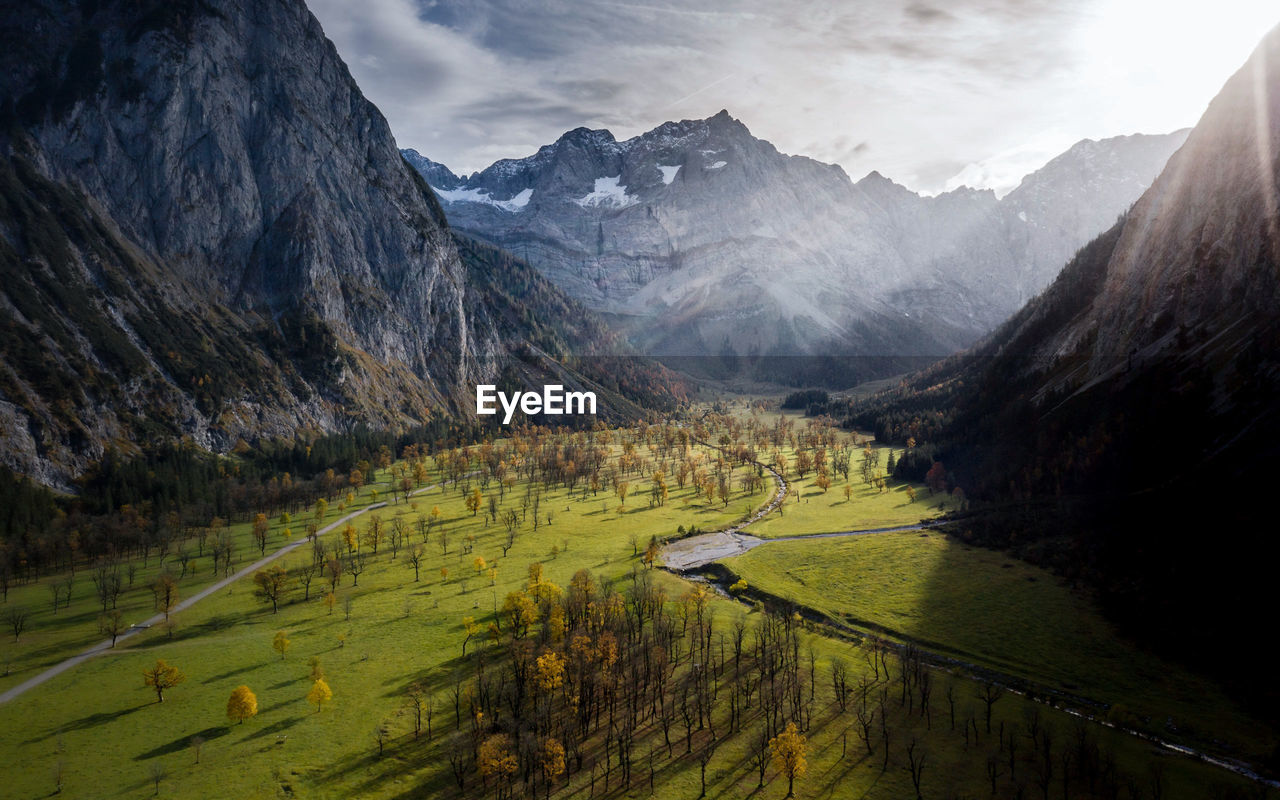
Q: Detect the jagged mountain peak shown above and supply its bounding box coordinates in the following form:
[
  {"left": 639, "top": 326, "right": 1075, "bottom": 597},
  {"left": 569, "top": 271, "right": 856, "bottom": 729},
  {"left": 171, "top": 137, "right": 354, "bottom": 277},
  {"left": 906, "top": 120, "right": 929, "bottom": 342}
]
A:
[
  {"left": 402, "top": 148, "right": 461, "bottom": 190},
  {"left": 406, "top": 112, "right": 1186, "bottom": 375},
  {"left": 555, "top": 126, "right": 620, "bottom": 148}
]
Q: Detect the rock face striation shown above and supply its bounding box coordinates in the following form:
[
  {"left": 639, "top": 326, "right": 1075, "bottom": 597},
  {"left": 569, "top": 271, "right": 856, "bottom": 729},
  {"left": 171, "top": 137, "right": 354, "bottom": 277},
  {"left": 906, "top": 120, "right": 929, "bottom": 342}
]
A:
[
  {"left": 412, "top": 111, "right": 1187, "bottom": 366},
  {"left": 0, "top": 0, "right": 643, "bottom": 487}
]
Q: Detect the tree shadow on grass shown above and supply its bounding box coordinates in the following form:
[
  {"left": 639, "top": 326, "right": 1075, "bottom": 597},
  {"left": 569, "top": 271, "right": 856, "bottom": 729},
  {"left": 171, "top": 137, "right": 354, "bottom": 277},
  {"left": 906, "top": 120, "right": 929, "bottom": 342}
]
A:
[
  {"left": 133, "top": 725, "right": 230, "bottom": 760},
  {"left": 377, "top": 651, "right": 481, "bottom": 694},
  {"left": 202, "top": 663, "right": 257, "bottom": 684},
  {"left": 242, "top": 715, "right": 303, "bottom": 742},
  {"left": 23, "top": 703, "right": 149, "bottom": 744},
  {"left": 312, "top": 732, "right": 447, "bottom": 798},
  {"left": 139, "top": 613, "right": 244, "bottom": 649}
]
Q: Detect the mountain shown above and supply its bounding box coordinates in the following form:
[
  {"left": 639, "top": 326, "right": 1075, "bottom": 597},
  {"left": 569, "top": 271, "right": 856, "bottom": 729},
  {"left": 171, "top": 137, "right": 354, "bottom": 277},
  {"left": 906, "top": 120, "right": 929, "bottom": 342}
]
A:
[
  {"left": 408, "top": 113, "right": 1187, "bottom": 380},
  {"left": 403, "top": 149, "right": 462, "bottom": 190},
  {"left": 0, "top": 0, "right": 672, "bottom": 489},
  {"left": 845, "top": 26, "right": 1280, "bottom": 716}
]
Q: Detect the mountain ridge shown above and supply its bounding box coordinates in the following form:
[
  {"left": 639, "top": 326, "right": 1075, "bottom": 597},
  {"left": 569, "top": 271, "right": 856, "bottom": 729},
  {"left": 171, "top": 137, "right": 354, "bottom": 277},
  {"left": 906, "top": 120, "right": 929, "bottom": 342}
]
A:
[{"left": 408, "top": 112, "right": 1188, "bottom": 378}]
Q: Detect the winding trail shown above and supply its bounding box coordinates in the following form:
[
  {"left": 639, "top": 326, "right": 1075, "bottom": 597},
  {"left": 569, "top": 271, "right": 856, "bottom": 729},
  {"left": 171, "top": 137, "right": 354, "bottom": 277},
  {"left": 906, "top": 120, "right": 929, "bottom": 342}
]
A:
[{"left": 0, "top": 479, "right": 449, "bottom": 706}]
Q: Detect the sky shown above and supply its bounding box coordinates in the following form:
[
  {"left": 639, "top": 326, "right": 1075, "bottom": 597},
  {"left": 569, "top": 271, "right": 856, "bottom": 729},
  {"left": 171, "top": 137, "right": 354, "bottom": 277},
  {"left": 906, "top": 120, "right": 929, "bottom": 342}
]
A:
[{"left": 309, "top": 0, "right": 1280, "bottom": 196}]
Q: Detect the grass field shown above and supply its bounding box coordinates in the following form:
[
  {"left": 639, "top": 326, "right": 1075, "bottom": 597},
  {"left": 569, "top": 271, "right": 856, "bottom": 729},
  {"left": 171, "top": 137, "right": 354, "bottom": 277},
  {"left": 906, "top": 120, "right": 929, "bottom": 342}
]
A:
[
  {"left": 0, "top": 430, "right": 1269, "bottom": 798},
  {"left": 724, "top": 530, "right": 1277, "bottom": 766},
  {"left": 747, "top": 451, "right": 946, "bottom": 539},
  {"left": 0, "top": 474, "right": 396, "bottom": 695}
]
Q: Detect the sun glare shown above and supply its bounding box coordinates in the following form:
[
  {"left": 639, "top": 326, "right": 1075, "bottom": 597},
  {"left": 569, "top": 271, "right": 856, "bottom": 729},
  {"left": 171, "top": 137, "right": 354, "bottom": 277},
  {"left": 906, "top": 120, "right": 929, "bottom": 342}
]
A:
[{"left": 1078, "top": 0, "right": 1280, "bottom": 132}]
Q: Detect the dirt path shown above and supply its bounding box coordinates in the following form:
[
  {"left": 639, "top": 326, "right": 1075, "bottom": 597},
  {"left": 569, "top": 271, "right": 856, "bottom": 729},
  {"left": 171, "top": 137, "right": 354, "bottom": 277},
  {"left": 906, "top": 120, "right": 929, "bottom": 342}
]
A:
[{"left": 0, "top": 479, "right": 448, "bottom": 706}]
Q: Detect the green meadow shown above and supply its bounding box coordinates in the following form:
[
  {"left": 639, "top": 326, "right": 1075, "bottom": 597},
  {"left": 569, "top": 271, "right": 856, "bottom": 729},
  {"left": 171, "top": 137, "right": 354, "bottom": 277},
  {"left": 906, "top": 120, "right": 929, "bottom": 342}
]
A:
[
  {"left": 0, "top": 428, "right": 1267, "bottom": 799},
  {"left": 724, "top": 530, "right": 1276, "bottom": 768}
]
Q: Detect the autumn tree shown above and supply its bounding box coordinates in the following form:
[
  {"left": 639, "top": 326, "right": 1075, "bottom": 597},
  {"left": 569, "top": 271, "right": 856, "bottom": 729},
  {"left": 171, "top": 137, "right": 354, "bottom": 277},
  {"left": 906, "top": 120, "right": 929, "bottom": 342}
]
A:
[
  {"left": 477, "top": 733, "right": 518, "bottom": 792},
  {"left": 227, "top": 685, "right": 258, "bottom": 724},
  {"left": 925, "top": 461, "right": 947, "bottom": 495},
  {"left": 502, "top": 590, "right": 538, "bottom": 638},
  {"left": 770, "top": 721, "right": 808, "bottom": 798},
  {"left": 307, "top": 678, "right": 332, "bottom": 712},
  {"left": 364, "top": 513, "right": 385, "bottom": 554},
  {"left": 541, "top": 737, "right": 566, "bottom": 793},
  {"left": 466, "top": 487, "right": 482, "bottom": 517},
  {"left": 535, "top": 651, "right": 566, "bottom": 694},
  {"left": 273, "top": 629, "right": 291, "bottom": 660},
  {"left": 644, "top": 539, "right": 660, "bottom": 569},
  {"left": 142, "top": 659, "right": 186, "bottom": 703},
  {"left": 815, "top": 471, "right": 832, "bottom": 493},
  {"left": 252, "top": 512, "right": 271, "bottom": 556},
  {"left": 462, "top": 616, "right": 479, "bottom": 656},
  {"left": 253, "top": 566, "right": 290, "bottom": 613}
]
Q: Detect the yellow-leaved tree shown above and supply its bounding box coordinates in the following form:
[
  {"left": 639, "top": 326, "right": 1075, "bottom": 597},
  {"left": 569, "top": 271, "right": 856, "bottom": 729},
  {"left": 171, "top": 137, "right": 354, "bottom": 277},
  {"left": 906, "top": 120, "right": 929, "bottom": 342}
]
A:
[
  {"left": 477, "top": 733, "right": 518, "bottom": 789},
  {"left": 142, "top": 659, "right": 186, "bottom": 703},
  {"left": 770, "top": 721, "right": 808, "bottom": 798},
  {"left": 226, "top": 685, "right": 258, "bottom": 724},
  {"left": 535, "top": 651, "right": 565, "bottom": 694},
  {"left": 541, "top": 737, "right": 566, "bottom": 788},
  {"left": 307, "top": 678, "right": 332, "bottom": 712},
  {"left": 273, "top": 629, "right": 290, "bottom": 660}
]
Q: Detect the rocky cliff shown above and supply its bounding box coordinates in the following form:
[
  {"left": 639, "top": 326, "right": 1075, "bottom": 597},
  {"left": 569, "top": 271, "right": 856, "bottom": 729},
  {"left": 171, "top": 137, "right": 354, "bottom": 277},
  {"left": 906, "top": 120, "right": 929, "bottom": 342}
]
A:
[{"left": 0, "top": 0, "right": 643, "bottom": 488}]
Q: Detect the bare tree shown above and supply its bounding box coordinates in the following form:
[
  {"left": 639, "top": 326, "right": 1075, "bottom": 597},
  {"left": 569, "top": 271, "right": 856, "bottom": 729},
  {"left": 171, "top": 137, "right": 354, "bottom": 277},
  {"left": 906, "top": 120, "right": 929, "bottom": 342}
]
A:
[
  {"left": 407, "top": 545, "right": 424, "bottom": 581},
  {"left": 5, "top": 605, "right": 30, "bottom": 642},
  {"left": 296, "top": 559, "right": 317, "bottom": 601},
  {"left": 146, "top": 762, "right": 166, "bottom": 795},
  {"left": 906, "top": 737, "right": 927, "bottom": 800},
  {"left": 977, "top": 682, "right": 1005, "bottom": 734},
  {"left": 100, "top": 609, "right": 127, "bottom": 647}
]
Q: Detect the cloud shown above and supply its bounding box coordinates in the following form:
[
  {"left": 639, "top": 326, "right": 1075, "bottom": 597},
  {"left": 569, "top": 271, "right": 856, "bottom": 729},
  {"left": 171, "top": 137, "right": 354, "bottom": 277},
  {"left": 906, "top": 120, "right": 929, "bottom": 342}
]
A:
[
  {"left": 307, "top": 0, "right": 1261, "bottom": 192},
  {"left": 904, "top": 4, "right": 953, "bottom": 24}
]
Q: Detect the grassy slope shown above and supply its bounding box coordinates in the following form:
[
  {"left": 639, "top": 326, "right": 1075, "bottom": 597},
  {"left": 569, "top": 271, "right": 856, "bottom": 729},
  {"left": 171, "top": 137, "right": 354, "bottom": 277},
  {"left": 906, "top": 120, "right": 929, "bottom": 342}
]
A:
[{"left": 725, "top": 531, "right": 1275, "bottom": 765}]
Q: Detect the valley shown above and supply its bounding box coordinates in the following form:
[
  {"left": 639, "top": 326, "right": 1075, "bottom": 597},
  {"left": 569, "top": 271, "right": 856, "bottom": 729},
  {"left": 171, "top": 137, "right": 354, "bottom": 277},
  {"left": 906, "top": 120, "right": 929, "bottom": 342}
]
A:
[
  {"left": 0, "top": 418, "right": 1271, "bottom": 799},
  {"left": 3, "top": 0, "right": 1280, "bottom": 797}
]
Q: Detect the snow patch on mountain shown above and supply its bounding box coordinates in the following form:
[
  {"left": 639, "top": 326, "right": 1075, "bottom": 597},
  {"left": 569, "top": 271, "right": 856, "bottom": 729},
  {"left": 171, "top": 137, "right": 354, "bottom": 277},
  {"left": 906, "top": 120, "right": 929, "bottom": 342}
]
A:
[
  {"left": 573, "top": 177, "right": 638, "bottom": 208},
  {"left": 705, "top": 161, "right": 727, "bottom": 170},
  {"left": 658, "top": 165, "right": 681, "bottom": 184},
  {"left": 433, "top": 186, "right": 532, "bottom": 212}
]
